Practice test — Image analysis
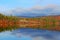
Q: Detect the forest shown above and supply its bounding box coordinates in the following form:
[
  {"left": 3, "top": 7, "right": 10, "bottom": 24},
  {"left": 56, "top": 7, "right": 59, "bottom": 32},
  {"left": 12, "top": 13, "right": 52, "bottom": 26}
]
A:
[{"left": 0, "top": 13, "right": 60, "bottom": 32}]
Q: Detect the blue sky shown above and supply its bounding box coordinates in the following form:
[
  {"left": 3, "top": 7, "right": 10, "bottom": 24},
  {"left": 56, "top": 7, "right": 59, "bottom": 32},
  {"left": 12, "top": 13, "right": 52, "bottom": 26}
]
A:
[
  {"left": 0, "top": 0, "right": 60, "bottom": 10},
  {"left": 0, "top": 0, "right": 60, "bottom": 16}
]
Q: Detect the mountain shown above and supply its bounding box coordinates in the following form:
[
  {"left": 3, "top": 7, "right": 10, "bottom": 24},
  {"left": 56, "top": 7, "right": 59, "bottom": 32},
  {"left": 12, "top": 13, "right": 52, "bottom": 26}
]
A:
[{"left": 4, "top": 6, "right": 60, "bottom": 18}]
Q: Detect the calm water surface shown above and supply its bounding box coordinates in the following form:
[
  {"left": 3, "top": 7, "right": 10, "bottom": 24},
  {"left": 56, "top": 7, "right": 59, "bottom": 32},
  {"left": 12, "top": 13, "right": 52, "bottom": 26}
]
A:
[{"left": 0, "top": 28, "right": 60, "bottom": 40}]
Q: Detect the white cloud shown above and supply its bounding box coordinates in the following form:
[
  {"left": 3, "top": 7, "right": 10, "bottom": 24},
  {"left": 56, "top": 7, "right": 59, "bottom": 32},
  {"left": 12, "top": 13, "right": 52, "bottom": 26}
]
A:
[
  {"left": 1, "top": 4, "right": 60, "bottom": 16},
  {"left": 33, "top": 37, "right": 48, "bottom": 40}
]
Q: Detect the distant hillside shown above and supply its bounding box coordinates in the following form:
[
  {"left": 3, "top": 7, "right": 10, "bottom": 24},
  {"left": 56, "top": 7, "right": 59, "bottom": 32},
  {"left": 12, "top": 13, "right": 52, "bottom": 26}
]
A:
[
  {"left": 0, "top": 13, "right": 60, "bottom": 32},
  {"left": 18, "top": 15, "right": 60, "bottom": 31}
]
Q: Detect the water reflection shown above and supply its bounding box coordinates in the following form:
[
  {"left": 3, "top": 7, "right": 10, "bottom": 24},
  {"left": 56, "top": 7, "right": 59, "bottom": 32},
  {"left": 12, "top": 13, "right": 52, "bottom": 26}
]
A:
[
  {"left": 0, "top": 28, "right": 60, "bottom": 40},
  {"left": 0, "top": 31, "right": 32, "bottom": 40},
  {"left": 12, "top": 28, "right": 60, "bottom": 40}
]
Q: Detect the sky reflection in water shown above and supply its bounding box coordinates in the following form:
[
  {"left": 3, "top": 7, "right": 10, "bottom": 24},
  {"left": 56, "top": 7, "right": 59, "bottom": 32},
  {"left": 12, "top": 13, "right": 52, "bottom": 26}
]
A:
[{"left": 0, "top": 28, "right": 60, "bottom": 40}]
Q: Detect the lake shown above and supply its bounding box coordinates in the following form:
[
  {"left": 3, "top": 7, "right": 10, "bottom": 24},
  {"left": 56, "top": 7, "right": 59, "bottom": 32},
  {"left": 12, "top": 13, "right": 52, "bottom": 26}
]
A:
[{"left": 0, "top": 28, "right": 60, "bottom": 40}]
